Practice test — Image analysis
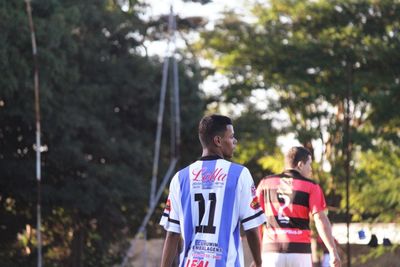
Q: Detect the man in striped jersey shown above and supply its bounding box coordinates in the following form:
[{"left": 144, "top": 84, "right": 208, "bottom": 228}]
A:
[
  {"left": 257, "top": 146, "right": 340, "bottom": 267},
  {"left": 160, "top": 114, "right": 266, "bottom": 267}
]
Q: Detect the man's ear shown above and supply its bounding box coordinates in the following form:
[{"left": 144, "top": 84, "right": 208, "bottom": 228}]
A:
[
  {"left": 296, "top": 160, "right": 304, "bottom": 170},
  {"left": 213, "top": 135, "right": 222, "bottom": 147}
]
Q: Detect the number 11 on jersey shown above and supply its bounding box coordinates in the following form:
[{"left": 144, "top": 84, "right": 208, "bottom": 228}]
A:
[{"left": 195, "top": 193, "right": 217, "bottom": 234}]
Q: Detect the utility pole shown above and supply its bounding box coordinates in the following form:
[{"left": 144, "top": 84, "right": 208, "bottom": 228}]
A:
[
  {"left": 120, "top": 6, "right": 180, "bottom": 267},
  {"left": 344, "top": 63, "right": 352, "bottom": 267},
  {"left": 25, "top": 1, "right": 43, "bottom": 266}
]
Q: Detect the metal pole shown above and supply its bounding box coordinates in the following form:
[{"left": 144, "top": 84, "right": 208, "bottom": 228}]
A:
[
  {"left": 172, "top": 56, "right": 180, "bottom": 157},
  {"left": 170, "top": 9, "right": 180, "bottom": 159},
  {"left": 149, "top": 7, "right": 175, "bottom": 208},
  {"left": 345, "top": 64, "right": 352, "bottom": 267},
  {"left": 170, "top": 64, "right": 176, "bottom": 158},
  {"left": 172, "top": 11, "right": 181, "bottom": 157},
  {"left": 25, "top": 1, "right": 42, "bottom": 266},
  {"left": 121, "top": 7, "right": 178, "bottom": 267},
  {"left": 120, "top": 158, "right": 178, "bottom": 267},
  {"left": 149, "top": 56, "right": 170, "bottom": 207}
]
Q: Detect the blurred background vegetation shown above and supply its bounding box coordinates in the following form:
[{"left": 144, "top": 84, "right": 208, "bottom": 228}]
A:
[{"left": 0, "top": 0, "right": 399, "bottom": 266}]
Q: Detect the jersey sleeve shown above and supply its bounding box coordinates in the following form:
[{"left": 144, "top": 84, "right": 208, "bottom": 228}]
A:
[
  {"left": 256, "top": 179, "right": 266, "bottom": 213},
  {"left": 239, "top": 167, "right": 266, "bottom": 230},
  {"left": 159, "top": 174, "right": 181, "bottom": 233},
  {"left": 309, "top": 183, "right": 327, "bottom": 215}
]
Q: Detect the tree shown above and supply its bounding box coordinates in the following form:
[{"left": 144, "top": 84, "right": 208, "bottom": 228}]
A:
[
  {"left": 350, "top": 142, "right": 400, "bottom": 222},
  {"left": 0, "top": 0, "right": 205, "bottom": 266},
  {"left": 195, "top": 0, "right": 400, "bottom": 221}
]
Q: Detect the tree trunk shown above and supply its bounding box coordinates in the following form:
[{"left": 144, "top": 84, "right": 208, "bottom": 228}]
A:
[{"left": 69, "top": 226, "right": 84, "bottom": 267}]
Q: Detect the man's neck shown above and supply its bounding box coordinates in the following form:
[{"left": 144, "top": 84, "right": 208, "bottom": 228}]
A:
[
  {"left": 285, "top": 168, "right": 306, "bottom": 177},
  {"left": 200, "top": 155, "right": 223, "bottom": 161},
  {"left": 285, "top": 168, "right": 301, "bottom": 174},
  {"left": 202, "top": 148, "right": 224, "bottom": 159}
]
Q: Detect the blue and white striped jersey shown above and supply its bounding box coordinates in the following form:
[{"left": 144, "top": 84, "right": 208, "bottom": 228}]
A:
[{"left": 160, "top": 157, "right": 266, "bottom": 267}]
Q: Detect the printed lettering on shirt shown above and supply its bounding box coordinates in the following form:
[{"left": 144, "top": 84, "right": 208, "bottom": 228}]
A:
[
  {"left": 277, "top": 193, "right": 291, "bottom": 224},
  {"left": 266, "top": 228, "right": 304, "bottom": 235},
  {"left": 192, "top": 239, "right": 223, "bottom": 260},
  {"left": 192, "top": 167, "right": 227, "bottom": 182},
  {"left": 192, "top": 167, "right": 227, "bottom": 189},
  {"left": 185, "top": 258, "right": 209, "bottom": 267},
  {"left": 276, "top": 177, "right": 292, "bottom": 224}
]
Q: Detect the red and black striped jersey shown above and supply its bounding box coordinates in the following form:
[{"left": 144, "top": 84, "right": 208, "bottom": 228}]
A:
[{"left": 256, "top": 169, "right": 326, "bottom": 253}]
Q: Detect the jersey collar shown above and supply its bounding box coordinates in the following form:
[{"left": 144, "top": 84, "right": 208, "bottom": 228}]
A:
[
  {"left": 199, "top": 155, "right": 223, "bottom": 161},
  {"left": 283, "top": 169, "right": 302, "bottom": 177}
]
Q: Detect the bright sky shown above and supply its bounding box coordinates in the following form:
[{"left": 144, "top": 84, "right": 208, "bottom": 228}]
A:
[
  {"left": 137, "top": 0, "right": 255, "bottom": 57},
  {"left": 138, "top": 0, "right": 328, "bottom": 167},
  {"left": 140, "top": 0, "right": 251, "bottom": 20}
]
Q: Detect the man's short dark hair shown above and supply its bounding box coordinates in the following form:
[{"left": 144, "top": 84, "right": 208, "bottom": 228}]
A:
[
  {"left": 285, "top": 146, "right": 312, "bottom": 168},
  {"left": 198, "top": 114, "right": 232, "bottom": 147}
]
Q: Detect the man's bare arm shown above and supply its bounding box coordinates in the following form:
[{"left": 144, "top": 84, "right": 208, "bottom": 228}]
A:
[
  {"left": 314, "top": 211, "right": 341, "bottom": 267},
  {"left": 245, "top": 227, "right": 262, "bottom": 267},
  {"left": 160, "top": 231, "right": 180, "bottom": 267}
]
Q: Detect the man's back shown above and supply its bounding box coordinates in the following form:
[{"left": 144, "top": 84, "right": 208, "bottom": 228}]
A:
[
  {"left": 161, "top": 156, "right": 265, "bottom": 266},
  {"left": 256, "top": 146, "right": 340, "bottom": 267},
  {"left": 160, "top": 114, "right": 265, "bottom": 267},
  {"left": 257, "top": 169, "right": 326, "bottom": 254}
]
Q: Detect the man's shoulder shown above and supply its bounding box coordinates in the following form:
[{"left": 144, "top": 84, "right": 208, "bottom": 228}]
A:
[
  {"left": 175, "top": 159, "right": 247, "bottom": 173},
  {"left": 227, "top": 160, "right": 246, "bottom": 168},
  {"left": 258, "top": 172, "right": 318, "bottom": 184},
  {"left": 286, "top": 171, "right": 318, "bottom": 185},
  {"left": 260, "top": 173, "right": 282, "bottom": 180},
  {"left": 176, "top": 164, "right": 191, "bottom": 174},
  {"left": 214, "top": 159, "right": 245, "bottom": 169}
]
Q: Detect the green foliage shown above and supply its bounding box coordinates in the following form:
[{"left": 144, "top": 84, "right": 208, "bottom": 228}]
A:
[
  {"left": 356, "top": 244, "right": 400, "bottom": 265},
  {"left": 0, "top": 0, "right": 204, "bottom": 266},
  {"left": 350, "top": 142, "right": 400, "bottom": 222},
  {"left": 258, "top": 149, "right": 284, "bottom": 175},
  {"left": 196, "top": 0, "right": 400, "bottom": 223},
  {"left": 232, "top": 106, "right": 280, "bottom": 181}
]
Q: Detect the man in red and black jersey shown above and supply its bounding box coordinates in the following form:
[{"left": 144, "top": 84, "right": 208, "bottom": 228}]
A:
[{"left": 257, "top": 146, "right": 340, "bottom": 267}]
